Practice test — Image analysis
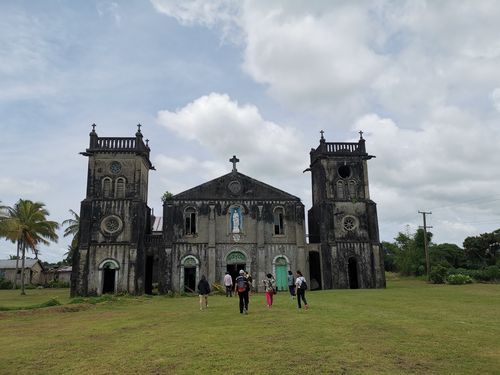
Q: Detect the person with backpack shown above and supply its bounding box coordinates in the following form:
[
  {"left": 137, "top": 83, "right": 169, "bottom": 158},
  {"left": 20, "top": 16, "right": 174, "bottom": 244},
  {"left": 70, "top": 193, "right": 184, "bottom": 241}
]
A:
[
  {"left": 287, "top": 270, "right": 296, "bottom": 299},
  {"left": 234, "top": 269, "right": 250, "bottom": 314},
  {"left": 197, "top": 275, "right": 211, "bottom": 311},
  {"left": 262, "top": 273, "right": 276, "bottom": 308},
  {"left": 295, "top": 270, "right": 309, "bottom": 310}
]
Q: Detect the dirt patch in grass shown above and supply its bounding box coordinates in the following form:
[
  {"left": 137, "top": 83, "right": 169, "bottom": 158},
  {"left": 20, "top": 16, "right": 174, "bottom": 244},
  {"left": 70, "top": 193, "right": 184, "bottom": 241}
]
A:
[{"left": 0, "top": 303, "right": 94, "bottom": 317}]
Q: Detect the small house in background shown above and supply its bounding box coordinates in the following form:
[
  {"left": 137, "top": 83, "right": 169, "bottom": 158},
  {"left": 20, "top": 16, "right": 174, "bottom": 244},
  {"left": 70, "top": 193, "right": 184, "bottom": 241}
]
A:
[
  {"left": 43, "top": 266, "right": 72, "bottom": 285},
  {"left": 0, "top": 259, "right": 45, "bottom": 285}
]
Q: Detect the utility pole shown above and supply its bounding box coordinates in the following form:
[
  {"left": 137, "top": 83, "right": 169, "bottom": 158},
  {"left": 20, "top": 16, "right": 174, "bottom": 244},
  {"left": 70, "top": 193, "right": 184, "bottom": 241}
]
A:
[{"left": 418, "top": 211, "right": 432, "bottom": 281}]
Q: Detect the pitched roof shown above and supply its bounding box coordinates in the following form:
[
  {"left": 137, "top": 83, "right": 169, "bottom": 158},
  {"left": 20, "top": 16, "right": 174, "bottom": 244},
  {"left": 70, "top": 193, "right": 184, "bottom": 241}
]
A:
[
  {"left": 172, "top": 171, "right": 301, "bottom": 202},
  {"left": 0, "top": 259, "right": 42, "bottom": 270}
]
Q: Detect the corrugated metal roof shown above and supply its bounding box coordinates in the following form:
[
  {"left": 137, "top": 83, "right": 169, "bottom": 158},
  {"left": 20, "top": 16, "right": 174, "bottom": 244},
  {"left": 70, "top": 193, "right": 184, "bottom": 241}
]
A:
[
  {"left": 57, "top": 266, "right": 72, "bottom": 273},
  {"left": 0, "top": 259, "right": 41, "bottom": 269},
  {"left": 152, "top": 216, "right": 163, "bottom": 232}
]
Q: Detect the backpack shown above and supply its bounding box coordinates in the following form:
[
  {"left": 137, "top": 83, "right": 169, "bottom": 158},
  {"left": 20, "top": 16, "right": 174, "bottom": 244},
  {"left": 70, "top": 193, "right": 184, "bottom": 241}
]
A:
[
  {"left": 299, "top": 278, "right": 308, "bottom": 290},
  {"left": 236, "top": 276, "right": 247, "bottom": 292}
]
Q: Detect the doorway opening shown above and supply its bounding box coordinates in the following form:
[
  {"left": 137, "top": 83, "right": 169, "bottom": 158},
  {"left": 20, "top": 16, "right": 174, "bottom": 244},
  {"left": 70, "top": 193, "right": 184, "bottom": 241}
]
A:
[
  {"left": 309, "top": 251, "right": 322, "bottom": 290},
  {"left": 184, "top": 267, "right": 196, "bottom": 293},
  {"left": 226, "top": 263, "right": 246, "bottom": 285},
  {"left": 348, "top": 257, "right": 359, "bottom": 289},
  {"left": 102, "top": 265, "right": 116, "bottom": 294},
  {"left": 145, "top": 256, "right": 153, "bottom": 295}
]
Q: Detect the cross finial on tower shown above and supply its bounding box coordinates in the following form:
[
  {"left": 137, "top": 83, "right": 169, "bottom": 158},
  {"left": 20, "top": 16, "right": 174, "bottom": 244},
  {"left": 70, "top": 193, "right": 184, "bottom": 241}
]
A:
[
  {"left": 91, "top": 123, "right": 96, "bottom": 132},
  {"left": 137, "top": 123, "right": 142, "bottom": 133},
  {"left": 145, "top": 139, "right": 149, "bottom": 146},
  {"left": 359, "top": 130, "right": 364, "bottom": 140},
  {"left": 320, "top": 130, "right": 325, "bottom": 140},
  {"left": 229, "top": 155, "right": 239, "bottom": 172}
]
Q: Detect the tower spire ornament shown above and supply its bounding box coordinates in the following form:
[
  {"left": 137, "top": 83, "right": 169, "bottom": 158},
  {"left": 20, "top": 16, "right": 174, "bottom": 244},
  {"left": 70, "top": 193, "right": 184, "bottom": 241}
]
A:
[
  {"left": 229, "top": 155, "right": 239, "bottom": 172},
  {"left": 320, "top": 130, "right": 325, "bottom": 140},
  {"left": 359, "top": 130, "right": 364, "bottom": 140}
]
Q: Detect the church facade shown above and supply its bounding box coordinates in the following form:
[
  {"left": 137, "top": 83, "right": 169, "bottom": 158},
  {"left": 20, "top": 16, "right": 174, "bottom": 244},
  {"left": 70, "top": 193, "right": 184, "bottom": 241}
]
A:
[{"left": 71, "top": 125, "right": 384, "bottom": 296}]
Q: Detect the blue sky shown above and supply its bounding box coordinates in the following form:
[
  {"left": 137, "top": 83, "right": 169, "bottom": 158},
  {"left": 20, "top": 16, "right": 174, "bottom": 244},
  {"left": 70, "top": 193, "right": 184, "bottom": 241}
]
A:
[{"left": 2, "top": 1, "right": 500, "bottom": 262}]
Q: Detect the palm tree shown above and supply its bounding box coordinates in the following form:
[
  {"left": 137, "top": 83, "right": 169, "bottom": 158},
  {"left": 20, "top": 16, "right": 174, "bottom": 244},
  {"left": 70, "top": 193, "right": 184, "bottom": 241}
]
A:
[
  {"left": 0, "top": 201, "right": 22, "bottom": 289},
  {"left": 1, "top": 199, "right": 59, "bottom": 295},
  {"left": 62, "top": 209, "right": 79, "bottom": 265}
]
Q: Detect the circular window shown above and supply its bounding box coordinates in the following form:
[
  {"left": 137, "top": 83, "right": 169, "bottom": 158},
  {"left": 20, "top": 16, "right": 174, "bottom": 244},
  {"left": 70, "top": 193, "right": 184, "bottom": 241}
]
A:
[
  {"left": 338, "top": 165, "right": 351, "bottom": 178},
  {"left": 101, "top": 215, "right": 123, "bottom": 235},
  {"left": 343, "top": 216, "right": 358, "bottom": 232},
  {"left": 228, "top": 180, "right": 242, "bottom": 195},
  {"left": 110, "top": 161, "right": 122, "bottom": 174}
]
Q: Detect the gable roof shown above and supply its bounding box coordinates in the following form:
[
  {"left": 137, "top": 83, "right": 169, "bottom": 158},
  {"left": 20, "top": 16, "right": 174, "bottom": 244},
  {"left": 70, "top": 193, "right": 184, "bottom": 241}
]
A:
[
  {"left": 0, "top": 259, "right": 43, "bottom": 270},
  {"left": 172, "top": 171, "right": 301, "bottom": 202}
]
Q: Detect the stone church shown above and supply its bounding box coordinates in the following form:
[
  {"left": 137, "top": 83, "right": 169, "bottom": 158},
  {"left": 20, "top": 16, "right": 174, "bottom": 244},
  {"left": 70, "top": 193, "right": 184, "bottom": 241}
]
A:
[{"left": 71, "top": 125, "right": 385, "bottom": 296}]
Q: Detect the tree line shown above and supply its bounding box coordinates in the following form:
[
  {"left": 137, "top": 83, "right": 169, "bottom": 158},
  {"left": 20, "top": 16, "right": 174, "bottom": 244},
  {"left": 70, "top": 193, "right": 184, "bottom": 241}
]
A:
[
  {"left": 383, "top": 228, "right": 500, "bottom": 283},
  {"left": 0, "top": 199, "right": 79, "bottom": 294}
]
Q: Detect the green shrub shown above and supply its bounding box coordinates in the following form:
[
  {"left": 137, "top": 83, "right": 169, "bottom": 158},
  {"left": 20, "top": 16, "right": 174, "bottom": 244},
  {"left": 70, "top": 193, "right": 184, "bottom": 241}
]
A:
[
  {"left": 46, "top": 280, "right": 70, "bottom": 288},
  {"left": 38, "top": 298, "right": 62, "bottom": 308},
  {"left": 0, "top": 278, "right": 13, "bottom": 290},
  {"left": 484, "top": 265, "right": 500, "bottom": 281},
  {"left": 430, "top": 265, "right": 448, "bottom": 284},
  {"left": 447, "top": 274, "right": 473, "bottom": 285}
]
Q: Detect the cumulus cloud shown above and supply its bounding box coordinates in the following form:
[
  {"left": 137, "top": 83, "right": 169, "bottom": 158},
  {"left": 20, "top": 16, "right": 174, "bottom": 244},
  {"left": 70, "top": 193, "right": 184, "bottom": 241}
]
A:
[
  {"left": 356, "top": 110, "right": 500, "bottom": 242},
  {"left": 153, "top": 1, "right": 500, "bottom": 125},
  {"left": 156, "top": 93, "right": 307, "bottom": 178}
]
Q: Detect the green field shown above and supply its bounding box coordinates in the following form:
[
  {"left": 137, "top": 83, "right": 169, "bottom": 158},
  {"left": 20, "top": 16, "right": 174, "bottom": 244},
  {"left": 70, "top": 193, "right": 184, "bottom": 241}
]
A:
[{"left": 0, "top": 278, "right": 499, "bottom": 374}]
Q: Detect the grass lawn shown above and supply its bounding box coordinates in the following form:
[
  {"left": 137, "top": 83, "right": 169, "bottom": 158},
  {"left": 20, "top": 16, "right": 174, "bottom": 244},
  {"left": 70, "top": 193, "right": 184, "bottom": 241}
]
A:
[{"left": 0, "top": 278, "right": 499, "bottom": 374}]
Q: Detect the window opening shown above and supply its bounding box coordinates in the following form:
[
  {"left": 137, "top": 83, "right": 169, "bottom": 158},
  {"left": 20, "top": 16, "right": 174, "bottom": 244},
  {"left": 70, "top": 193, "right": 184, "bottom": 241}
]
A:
[
  {"left": 274, "top": 208, "right": 284, "bottom": 235},
  {"left": 184, "top": 208, "right": 197, "bottom": 235}
]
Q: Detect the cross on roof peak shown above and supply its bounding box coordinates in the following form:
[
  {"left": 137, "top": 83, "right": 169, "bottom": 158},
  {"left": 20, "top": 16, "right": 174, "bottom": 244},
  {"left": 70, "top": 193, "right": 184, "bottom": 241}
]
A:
[
  {"left": 320, "top": 130, "right": 325, "bottom": 140},
  {"left": 359, "top": 130, "right": 364, "bottom": 140},
  {"left": 229, "top": 155, "right": 239, "bottom": 172}
]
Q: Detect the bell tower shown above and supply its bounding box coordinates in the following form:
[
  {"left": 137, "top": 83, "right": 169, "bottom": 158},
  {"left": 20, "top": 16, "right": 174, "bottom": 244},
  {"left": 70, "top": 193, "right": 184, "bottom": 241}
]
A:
[
  {"left": 307, "top": 131, "right": 385, "bottom": 289},
  {"left": 72, "top": 124, "right": 154, "bottom": 296}
]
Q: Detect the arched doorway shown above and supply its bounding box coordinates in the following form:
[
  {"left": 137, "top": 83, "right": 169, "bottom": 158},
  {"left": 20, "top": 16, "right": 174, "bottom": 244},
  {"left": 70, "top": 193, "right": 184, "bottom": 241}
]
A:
[
  {"left": 273, "top": 256, "right": 289, "bottom": 291},
  {"left": 309, "top": 251, "right": 322, "bottom": 290},
  {"left": 180, "top": 255, "right": 199, "bottom": 293},
  {"left": 348, "top": 257, "right": 359, "bottom": 289},
  {"left": 226, "top": 250, "right": 247, "bottom": 285},
  {"left": 99, "top": 259, "right": 120, "bottom": 295}
]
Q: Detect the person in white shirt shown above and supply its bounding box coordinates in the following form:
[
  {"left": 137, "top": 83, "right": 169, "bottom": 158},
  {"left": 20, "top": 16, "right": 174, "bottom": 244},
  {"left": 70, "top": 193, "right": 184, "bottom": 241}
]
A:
[
  {"left": 223, "top": 271, "right": 233, "bottom": 297},
  {"left": 295, "top": 270, "right": 309, "bottom": 310}
]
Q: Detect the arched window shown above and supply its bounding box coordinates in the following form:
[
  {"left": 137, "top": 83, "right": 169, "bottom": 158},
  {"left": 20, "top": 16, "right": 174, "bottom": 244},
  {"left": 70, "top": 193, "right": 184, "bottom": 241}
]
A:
[
  {"left": 115, "top": 177, "right": 126, "bottom": 198},
  {"left": 336, "top": 181, "right": 345, "bottom": 199},
  {"left": 184, "top": 207, "right": 197, "bottom": 235},
  {"left": 102, "top": 177, "right": 112, "bottom": 198},
  {"left": 348, "top": 180, "right": 357, "bottom": 199},
  {"left": 273, "top": 207, "right": 284, "bottom": 235}
]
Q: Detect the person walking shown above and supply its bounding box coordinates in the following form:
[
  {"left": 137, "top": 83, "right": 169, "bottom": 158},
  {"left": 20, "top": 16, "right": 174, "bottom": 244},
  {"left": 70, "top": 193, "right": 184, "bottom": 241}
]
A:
[
  {"left": 295, "top": 270, "right": 309, "bottom": 310},
  {"left": 287, "top": 270, "right": 296, "bottom": 299},
  {"left": 262, "top": 273, "right": 276, "bottom": 308},
  {"left": 197, "top": 275, "right": 211, "bottom": 311},
  {"left": 235, "top": 269, "right": 250, "bottom": 314},
  {"left": 223, "top": 271, "right": 233, "bottom": 297}
]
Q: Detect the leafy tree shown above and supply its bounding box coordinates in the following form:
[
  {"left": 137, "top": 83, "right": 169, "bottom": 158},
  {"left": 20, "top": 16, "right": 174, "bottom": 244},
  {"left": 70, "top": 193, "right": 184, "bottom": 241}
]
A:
[
  {"left": 0, "top": 200, "right": 59, "bottom": 295},
  {"left": 395, "top": 230, "right": 426, "bottom": 276},
  {"left": 463, "top": 229, "right": 500, "bottom": 267},
  {"left": 62, "top": 209, "right": 80, "bottom": 265},
  {"left": 430, "top": 243, "right": 466, "bottom": 268},
  {"left": 161, "top": 191, "right": 173, "bottom": 203},
  {"left": 382, "top": 241, "right": 400, "bottom": 272}
]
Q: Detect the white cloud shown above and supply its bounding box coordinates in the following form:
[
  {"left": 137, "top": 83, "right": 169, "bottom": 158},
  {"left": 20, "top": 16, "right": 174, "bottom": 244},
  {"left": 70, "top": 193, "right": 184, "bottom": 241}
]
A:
[
  {"left": 0, "top": 177, "right": 51, "bottom": 196},
  {"left": 156, "top": 93, "right": 307, "bottom": 178},
  {"left": 491, "top": 88, "right": 500, "bottom": 112}
]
